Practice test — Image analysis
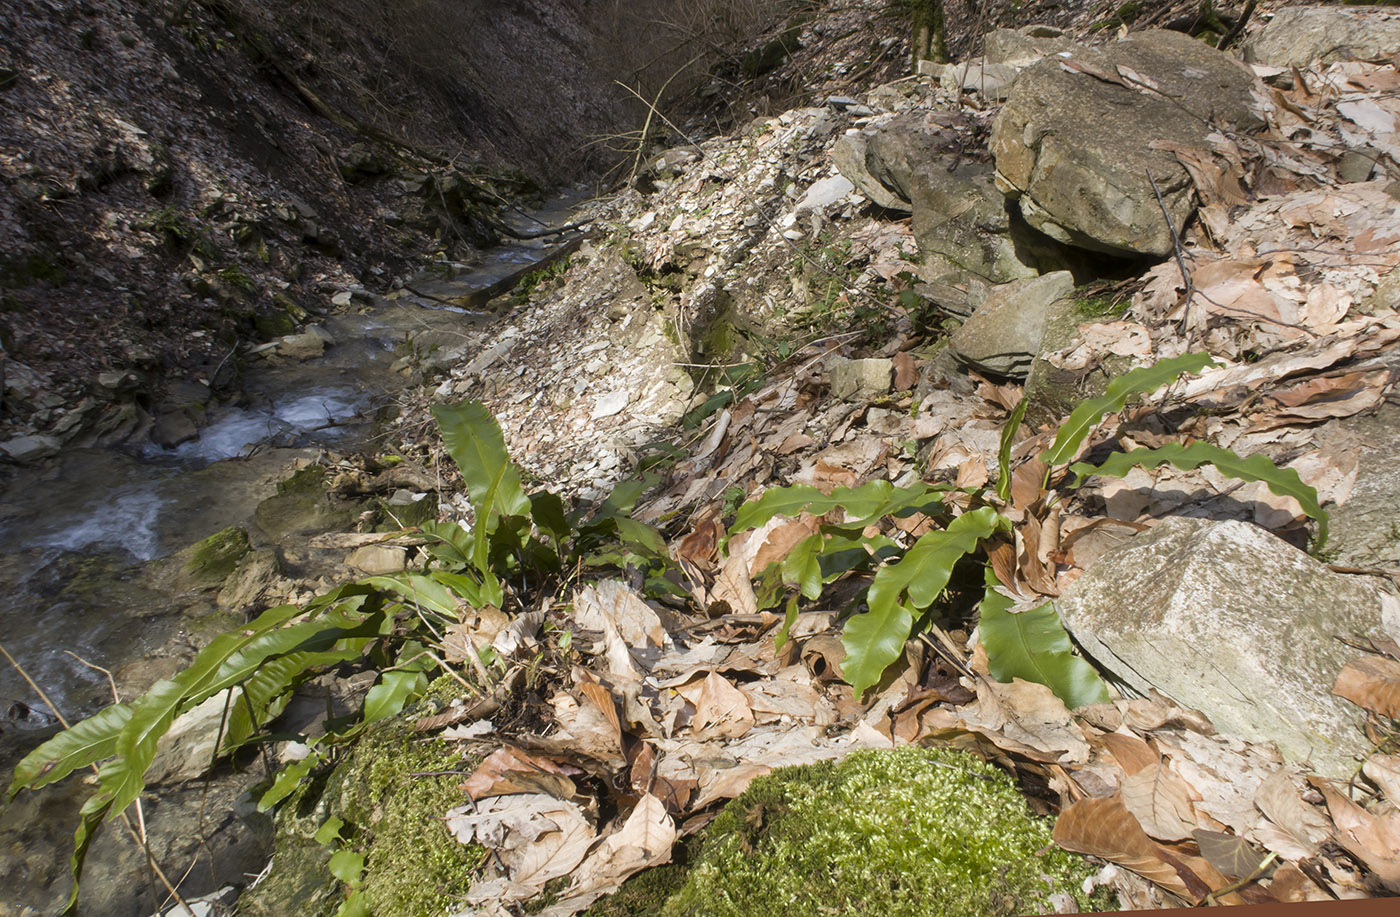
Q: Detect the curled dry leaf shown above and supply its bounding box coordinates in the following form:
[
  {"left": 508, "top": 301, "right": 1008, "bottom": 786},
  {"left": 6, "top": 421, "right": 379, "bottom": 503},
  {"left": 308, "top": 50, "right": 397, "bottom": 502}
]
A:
[
  {"left": 1333, "top": 654, "right": 1400, "bottom": 719},
  {"left": 1254, "top": 768, "right": 1332, "bottom": 861},
  {"left": 1099, "top": 731, "right": 1159, "bottom": 777},
  {"left": 1310, "top": 776, "right": 1400, "bottom": 892},
  {"left": 447, "top": 793, "right": 595, "bottom": 903},
  {"left": 462, "top": 746, "right": 576, "bottom": 800},
  {"left": 537, "top": 793, "right": 678, "bottom": 917}
]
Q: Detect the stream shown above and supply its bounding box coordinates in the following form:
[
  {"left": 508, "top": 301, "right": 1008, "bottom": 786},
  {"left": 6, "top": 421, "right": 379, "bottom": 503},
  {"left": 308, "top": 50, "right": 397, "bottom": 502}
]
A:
[{"left": 0, "top": 199, "right": 584, "bottom": 916}]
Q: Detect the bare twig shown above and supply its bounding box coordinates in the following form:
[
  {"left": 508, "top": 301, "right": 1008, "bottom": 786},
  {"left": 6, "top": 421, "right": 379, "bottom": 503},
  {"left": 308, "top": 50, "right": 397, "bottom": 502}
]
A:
[{"left": 1145, "top": 167, "right": 1198, "bottom": 336}]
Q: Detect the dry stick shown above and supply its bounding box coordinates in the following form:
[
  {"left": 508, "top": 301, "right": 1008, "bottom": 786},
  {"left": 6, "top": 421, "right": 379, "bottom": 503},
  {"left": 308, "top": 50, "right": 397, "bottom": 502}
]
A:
[
  {"left": 6, "top": 645, "right": 196, "bottom": 917},
  {"left": 1145, "top": 167, "right": 1199, "bottom": 336},
  {"left": 1218, "top": 0, "right": 1257, "bottom": 50}
]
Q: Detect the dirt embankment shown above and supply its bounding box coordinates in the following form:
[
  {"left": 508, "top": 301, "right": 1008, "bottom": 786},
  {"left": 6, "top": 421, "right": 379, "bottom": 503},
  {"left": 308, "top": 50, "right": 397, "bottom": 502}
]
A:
[{"left": 0, "top": 0, "right": 792, "bottom": 457}]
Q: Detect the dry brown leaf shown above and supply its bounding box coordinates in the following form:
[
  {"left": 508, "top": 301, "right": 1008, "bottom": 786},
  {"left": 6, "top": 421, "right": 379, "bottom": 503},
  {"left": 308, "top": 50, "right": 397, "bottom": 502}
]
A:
[
  {"left": 1121, "top": 762, "right": 1200, "bottom": 842},
  {"left": 958, "top": 677, "right": 1090, "bottom": 765},
  {"left": 548, "top": 691, "right": 627, "bottom": 770},
  {"left": 462, "top": 747, "right": 576, "bottom": 800},
  {"left": 1264, "top": 862, "right": 1333, "bottom": 902},
  {"left": 679, "top": 672, "right": 755, "bottom": 739},
  {"left": 573, "top": 580, "right": 671, "bottom": 650},
  {"left": 1365, "top": 754, "right": 1400, "bottom": 803},
  {"left": 1254, "top": 768, "right": 1332, "bottom": 861},
  {"left": 1310, "top": 776, "right": 1400, "bottom": 891},
  {"left": 1334, "top": 654, "right": 1400, "bottom": 719},
  {"left": 1100, "top": 731, "right": 1159, "bottom": 777},
  {"left": 443, "top": 604, "right": 512, "bottom": 663},
  {"left": 892, "top": 351, "right": 919, "bottom": 391},
  {"left": 750, "top": 517, "right": 820, "bottom": 574},
  {"left": 1053, "top": 794, "right": 1211, "bottom": 902},
  {"left": 448, "top": 793, "right": 595, "bottom": 901}
]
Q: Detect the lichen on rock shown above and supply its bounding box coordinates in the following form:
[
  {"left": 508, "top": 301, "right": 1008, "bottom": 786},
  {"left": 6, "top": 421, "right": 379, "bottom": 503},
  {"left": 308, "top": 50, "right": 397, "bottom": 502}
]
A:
[{"left": 648, "top": 746, "right": 1107, "bottom": 917}]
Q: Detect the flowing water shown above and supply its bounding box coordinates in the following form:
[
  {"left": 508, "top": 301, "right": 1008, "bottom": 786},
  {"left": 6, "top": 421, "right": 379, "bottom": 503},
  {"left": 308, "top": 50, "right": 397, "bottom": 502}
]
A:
[{"left": 0, "top": 200, "right": 584, "bottom": 916}]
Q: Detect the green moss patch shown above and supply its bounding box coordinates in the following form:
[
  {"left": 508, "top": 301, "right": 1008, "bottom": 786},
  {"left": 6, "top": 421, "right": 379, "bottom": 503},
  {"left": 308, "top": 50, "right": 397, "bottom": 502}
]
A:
[
  {"left": 180, "top": 525, "right": 251, "bottom": 590},
  {"left": 655, "top": 746, "right": 1106, "bottom": 917}
]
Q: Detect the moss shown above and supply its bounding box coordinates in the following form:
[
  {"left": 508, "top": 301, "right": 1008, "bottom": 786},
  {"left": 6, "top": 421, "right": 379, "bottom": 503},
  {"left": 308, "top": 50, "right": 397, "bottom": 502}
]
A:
[
  {"left": 181, "top": 525, "right": 251, "bottom": 590},
  {"left": 244, "top": 710, "right": 483, "bottom": 917},
  {"left": 352, "top": 732, "right": 483, "bottom": 914},
  {"left": 654, "top": 747, "right": 1106, "bottom": 917}
]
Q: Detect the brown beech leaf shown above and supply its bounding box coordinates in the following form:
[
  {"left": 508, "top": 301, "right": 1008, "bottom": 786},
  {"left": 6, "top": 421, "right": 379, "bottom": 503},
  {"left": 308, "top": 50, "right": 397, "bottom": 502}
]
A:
[
  {"left": 1334, "top": 654, "right": 1400, "bottom": 719},
  {"left": 1054, "top": 794, "right": 1211, "bottom": 902},
  {"left": 892, "top": 351, "right": 919, "bottom": 391},
  {"left": 1099, "top": 731, "right": 1159, "bottom": 777},
  {"left": 1121, "top": 761, "right": 1200, "bottom": 842},
  {"left": 462, "top": 746, "right": 576, "bottom": 800}
]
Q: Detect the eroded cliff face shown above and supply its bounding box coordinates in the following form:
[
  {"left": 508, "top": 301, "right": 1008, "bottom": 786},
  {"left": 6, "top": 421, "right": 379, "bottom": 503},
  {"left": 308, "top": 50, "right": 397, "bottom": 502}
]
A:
[{"left": 0, "top": 0, "right": 784, "bottom": 455}]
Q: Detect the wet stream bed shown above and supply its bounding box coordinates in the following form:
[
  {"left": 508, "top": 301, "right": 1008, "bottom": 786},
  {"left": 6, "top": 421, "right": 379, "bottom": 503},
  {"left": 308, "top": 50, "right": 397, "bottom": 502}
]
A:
[{"left": 0, "top": 202, "right": 584, "bottom": 916}]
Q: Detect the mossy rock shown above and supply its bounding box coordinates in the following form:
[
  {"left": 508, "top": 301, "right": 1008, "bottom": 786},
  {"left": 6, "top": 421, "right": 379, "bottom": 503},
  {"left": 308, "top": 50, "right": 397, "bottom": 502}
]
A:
[
  {"left": 256, "top": 467, "right": 353, "bottom": 539},
  {"left": 178, "top": 525, "right": 251, "bottom": 591},
  {"left": 241, "top": 700, "right": 483, "bottom": 917},
  {"left": 624, "top": 746, "right": 1107, "bottom": 917}
]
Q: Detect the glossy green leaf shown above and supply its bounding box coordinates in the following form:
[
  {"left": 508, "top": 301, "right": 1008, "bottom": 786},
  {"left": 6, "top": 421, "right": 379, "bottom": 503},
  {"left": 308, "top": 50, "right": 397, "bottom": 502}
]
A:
[
  {"left": 8, "top": 703, "right": 132, "bottom": 798},
  {"left": 842, "top": 507, "right": 1002, "bottom": 697},
  {"left": 530, "top": 490, "right": 570, "bottom": 544},
  {"left": 1069, "top": 441, "right": 1329, "bottom": 548},
  {"left": 773, "top": 594, "right": 802, "bottom": 651},
  {"left": 60, "top": 784, "right": 116, "bottom": 915},
  {"left": 1039, "top": 353, "right": 1218, "bottom": 467},
  {"left": 841, "top": 601, "right": 916, "bottom": 700},
  {"left": 366, "top": 574, "right": 459, "bottom": 618},
  {"left": 979, "top": 569, "right": 1110, "bottom": 709},
  {"left": 259, "top": 758, "right": 315, "bottom": 813},
  {"left": 733, "top": 480, "right": 945, "bottom": 533},
  {"left": 996, "top": 396, "right": 1029, "bottom": 503},
  {"left": 363, "top": 670, "right": 428, "bottom": 724},
  {"left": 335, "top": 889, "right": 371, "bottom": 917},
  {"left": 431, "top": 401, "right": 530, "bottom": 522},
  {"left": 102, "top": 678, "right": 189, "bottom": 817}
]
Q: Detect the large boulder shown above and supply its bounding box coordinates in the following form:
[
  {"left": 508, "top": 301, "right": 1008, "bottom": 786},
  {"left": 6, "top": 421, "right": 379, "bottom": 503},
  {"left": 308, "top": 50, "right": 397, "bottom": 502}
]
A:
[
  {"left": 1055, "top": 516, "right": 1383, "bottom": 778},
  {"left": 947, "top": 271, "right": 1075, "bottom": 378},
  {"left": 1244, "top": 6, "right": 1400, "bottom": 69},
  {"left": 991, "top": 30, "right": 1263, "bottom": 256}
]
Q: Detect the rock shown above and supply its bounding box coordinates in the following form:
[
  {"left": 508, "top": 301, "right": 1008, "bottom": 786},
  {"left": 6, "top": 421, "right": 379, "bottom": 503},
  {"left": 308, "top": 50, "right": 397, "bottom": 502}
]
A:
[
  {"left": 991, "top": 30, "right": 1263, "bottom": 256},
  {"left": 255, "top": 491, "right": 351, "bottom": 540},
  {"left": 948, "top": 271, "right": 1075, "bottom": 378},
  {"left": 346, "top": 544, "right": 408, "bottom": 575},
  {"left": 861, "top": 111, "right": 1041, "bottom": 285},
  {"left": 1022, "top": 300, "right": 1134, "bottom": 425},
  {"left": 1055, "top": 516, "right": 1382, "bottom": 778},
  {"left": 219, "top": 548, "right": 282, "bottom": 610},
  {"left": 940, "top": 60, "right": 1021, "bottom": 101},
  {"left": 0, "top": 433, "right": 59, "bottom": 463},
  {"left": 591, "top": 390, "right": 630, "bottom": 419},
  {"left": 278, "top": 324, "right": 336, "bottom": 360},
  {"left": 147, "top": 689, "right": 236, "bottom": 784},
  {"left": 151, "top": 410, "right": 198, "bottom": 449},
  {"left": 795, "top": 175, "right": 854, "bottom": 213},
  {"left": 828, "top": 357, "right": 892, "bottom": 401},
  {"left": 1245, "top": 7, "right": 1400, "bottom": 69},
  {"left": 983, "top": 25, "right": 1076, "bottom": 65},
  {"left": 832, "top": 130, "right": 907, "bottom": 212},
  {"left": 1320, "top": 403, "right": 1400, "bottom": 571}
]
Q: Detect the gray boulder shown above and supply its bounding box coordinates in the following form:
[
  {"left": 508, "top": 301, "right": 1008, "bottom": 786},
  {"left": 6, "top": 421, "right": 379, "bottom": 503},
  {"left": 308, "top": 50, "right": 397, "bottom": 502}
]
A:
[
  {"left": 1055, "top": 516, "right": 1382, "bottom": 778},
  {"left": 983, "top": 25, "right": 1076, "bottom": 65},
  {"left": 991, "top": 30, "right": 1263, "bottom": 256},
  {"left": 948, "top": 271, "right": 1074, "bottom": 378},
  {"left": 1245, "top": 7, "right": 1400, "bottom": 69}
]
